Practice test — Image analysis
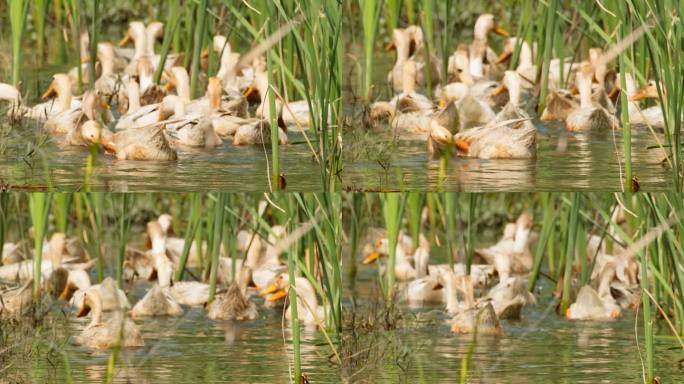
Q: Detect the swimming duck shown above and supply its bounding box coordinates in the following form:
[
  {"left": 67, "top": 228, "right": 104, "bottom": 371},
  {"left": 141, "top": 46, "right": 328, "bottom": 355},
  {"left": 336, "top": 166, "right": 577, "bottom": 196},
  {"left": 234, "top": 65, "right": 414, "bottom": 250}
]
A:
[
  {"left": 625, "top": 75, "right": 665, "bottom": 129},
  {"left": 540, "top": 89, "right": 578, "bottom": 121},
  {"left": 39, "top": 74, "right": 83, "bottom": 119},
  {"left": 437, "top": 82, "right": 496, "bottom": 127},
  {"left": 167, "top": 281, "right": 210, "bottom": 307},
  {"left": 102, "top": 124, "right": 178, "bottom": 161},
  {"left": 475, "top": 212, "right": 534, "bottom": 278},
  {"left": 469, "top": 14, "right": 509, "bottom": 80},
  {"left": 248, "top": 70, "right": 314, "bottom": 129},
  {"left": 565, "top": 64, "right": 619, "bottom": 132},
  {"left": 387, "top": 25, "right": 442, "bottom": 93},
  {"left": 45, "top": 89, "right": 109, "bottom": 136},
  {"left": 93, "top": 43, "right": 121, "bottom": 97},
  {"left": 131, "top": 284, "right": 184, "bottom": 318},
  {"left": 362, "top": 237, "right": 418, "bottom": 281},
  {"left": 232, "top": 111, "right": 288, "bottom": 146},
  {"left": 451, "top": 302, "right": 503, "bottom": 335},
  {"left": 207, "top": 271, "right": 258, "bottom": 321},
  {"left": 483, "top": 276, "right": 536, "bottom": 319},
  {"left": 120, "top": 21, "right": 151, "bottom": 76},
  {"left": 453, "top": 71, "right": 536, "bottom": 159},
  {"left": 495, "top": 38, "right": 536, "bottom": 87},
  {"left": 74, "top": 287, "right": 144, "bottom": 349},
  {"left": 0, "top": 281, "right": 33, "bottom": 317},
  {"left": 71, "top": 276, "right": 130, "bottom": 312},
  {"left": 260, "top": 273, "right": 324, "bottom": 327},
  {"left": 566, "top": 281, "right": 621, "bottom": 320},
  {"left": 446, "top": 48, "right": 475, "bottom": 85}
]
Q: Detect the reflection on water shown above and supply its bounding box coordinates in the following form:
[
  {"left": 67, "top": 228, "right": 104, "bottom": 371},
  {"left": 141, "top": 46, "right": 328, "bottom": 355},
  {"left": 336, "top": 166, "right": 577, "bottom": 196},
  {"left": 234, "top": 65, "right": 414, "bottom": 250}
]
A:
[
  {"left": 0, "top": 127, "right": 324, "bottom": 191},
  {"left": 346, "top": 268, "right": 683, "bottom": 383},
  {"left": 342, "top": 121, "right": 672, "bottom": 192}
]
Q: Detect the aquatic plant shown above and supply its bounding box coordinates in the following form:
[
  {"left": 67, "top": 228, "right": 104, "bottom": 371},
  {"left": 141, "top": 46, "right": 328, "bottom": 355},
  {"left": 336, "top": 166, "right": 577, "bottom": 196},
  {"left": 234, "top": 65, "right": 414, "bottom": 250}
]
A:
[{"left": 8, "top": 0, "right": 28, "bottom": 86}]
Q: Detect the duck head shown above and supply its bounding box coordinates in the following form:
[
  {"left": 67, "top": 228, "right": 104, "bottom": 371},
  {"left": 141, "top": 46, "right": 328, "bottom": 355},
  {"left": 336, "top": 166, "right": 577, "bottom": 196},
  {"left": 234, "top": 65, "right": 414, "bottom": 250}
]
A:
[
  {"left": 146, "top": 22, "right": 164, "bottom": 56},
  {"left": 120, "top": 21, "right": 148, "bottom": 59},
  {"left": 474, "top": 14, "right": 509, "bottom": 41},
  {"left": 42, "top": 74, "right": 73, "bottom": 110},
  {"left": 207, "top": 77, "right": 224, "bottom": 111},
  {"left": 164, "top": 66, "right": 191, "bottom": 103},
  {"left": 96, "top": 43, "right": 116, "bottom": 76},
  {"left": 259, "top": 273, "right": 289, "bottom": 302},
  {"left": 630, "top": 79, "right": 661, "bottom": 101},
  {"left": 80, "top": 120, "right": 104, "bottom": 145},
  {"left": 76, "top": 287, "right": 103, "bottom": 324}
]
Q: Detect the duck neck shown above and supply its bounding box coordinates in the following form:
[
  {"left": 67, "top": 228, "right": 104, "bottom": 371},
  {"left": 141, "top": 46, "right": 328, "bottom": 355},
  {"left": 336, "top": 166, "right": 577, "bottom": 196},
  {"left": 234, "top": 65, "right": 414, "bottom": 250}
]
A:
[
  {"left": 293, "top": 278, "right": 319, "bottom": 319},
  {"left": 597, "top": 265, "right": 615, "bottom": 298},
  {"left": 128, "top": 82, "right": 141, "bottom": 112},
  {"left": 176, "top": 77, "right": 191, "bottom": 104},
  {"left": 89, "top": 295, "right": 103, "bottom": 325},
  {"left": 517, "top": 41, "right": 533, "bottom": 70},
  {"left": 469, "top": 55, "right": 484, "bottom": 79},
  {"left": 625, "top": 74, "right": 639, "bottom": 116},
  {"left": 58, "top": 86, "right": 73, "bottom": 110},
  {"left": 445, "top": 276, "right": 460, "bottom": 313},
  {"left": 578, "top": 75, "right": 593, "bottom": 109},
  {"left": 146, "top": 34, "right": 157, "bottom": 57},
  {"left": 133, "top": 34, "right": 147, "bottom": 60},
  {"left": 513, "top": 226, "right": 529, "bottom": 253},
  {"left": 414, "top": 247, "right": 429, "bottom": 278}
]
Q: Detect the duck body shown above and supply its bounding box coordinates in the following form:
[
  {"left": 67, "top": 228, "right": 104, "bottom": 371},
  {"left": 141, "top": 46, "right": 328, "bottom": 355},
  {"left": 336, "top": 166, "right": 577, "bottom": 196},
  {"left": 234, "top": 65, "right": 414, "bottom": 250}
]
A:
[
  {"left": 103, "top": 126, "right": 178, "bottom": 161},
  {"left": 207, "top": 283, "right": 258, "bottom": 321},
  {"left": 451, "top": 302, "right": 503, "bottom": 335},
  {"left": 233, "top": 120, "right": 287, "bottom": 146},
  {"left": 74, "top": 288, "right": 143, "bottom": 349},
  {"left": 167, "top": 281, "right": 210, "bottom": 307},
  {"left": 131, "top": 284, "right": 183, "bottom": 318}
]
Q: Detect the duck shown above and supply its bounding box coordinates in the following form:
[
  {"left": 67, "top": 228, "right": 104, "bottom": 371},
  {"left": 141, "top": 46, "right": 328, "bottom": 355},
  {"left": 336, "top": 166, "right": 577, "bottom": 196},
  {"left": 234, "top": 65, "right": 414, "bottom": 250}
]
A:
[
  {"left": 120, "top": 21, "right": 151, "bottom": 76},
  {"left": 540, "top": 89, "right": 578, "bottom": 121},
  {"left": 131, "top": 283, "right": 184, "bottom": 318},
  {"left": 167, "top": 281, "right": 210, "bottom": 307},
  {"left": 0, "top": 83, "right": 32, "bottom": 120},
  {"left": 482, "top": 276, "right": 536, "bottom": 319},
  {"left": 453, "top": 71, "right": 537, "bottom": 159},
  {"left": 439, "top": 270, "right": 477, "bottom": 315},
  {"left": 71, "top": 276, "right": 130, "bottom": 312},
  {"left": 232, "top": 111, "right": 288, "bottom": 146},
  {"left": 566, "top": 263, "right": 621, "bottom": 321},
  {"left": 495, "top": 37, "right": 536, "bottom": 87},
  {"left": 451, "top": 302, "right": 503, "bottom": 335},
  {"left": 475, "top": 212, "right": 534, "bottom": 278},
  {"left": 38, "top": 74, "right": 83, "bottom": 120},
  {"left": 93, "top": 43, "right": 121, "bottom": 97},
  {"left": 446, "top": 47, "right": 474, "bottom": 84},
  {"left": 0, "top": 280, "right": 33, "bottom": 317},
  {"left": 249, "top": 70, "right": 314, "bottom": 129},
  {"left": 45, "top": 89, "right": 109, "bottom": 136},
  {"left": 437, "top": 81, "right": 496, "bottom": 127},
  {"left": 625, "top": 75, "right": 665, "bottom": 129},
  {"left": 102, "top": 124, "right": 178, "bottom": 161},
  {"left": 362, "top": 237, "right": 417, "bottom": 281},
  {"left": 74, "top": 287, "right": 144, "bottom": 349},
  {"left": 389, "top": 59, "right": 434, "bottom": 113},
  {"left": 207, "top": 269, "right": 258, "bottom": 321},
  {"left": 387, "top": 25, "right": 442, "bottom": 93},
  {"left": 565, "top": 64, "right": 620, "bottom": 132},
  {"left": 260, "top": 273, "right": 324, "bottom": 327},
  {"left": 468, "top": 14, "right": 509, "bottom": 80}
]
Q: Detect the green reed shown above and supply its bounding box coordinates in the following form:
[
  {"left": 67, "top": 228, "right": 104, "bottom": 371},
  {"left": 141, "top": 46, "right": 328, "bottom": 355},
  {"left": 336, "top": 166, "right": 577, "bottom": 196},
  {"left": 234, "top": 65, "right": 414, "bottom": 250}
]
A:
[
  {"left": 189, "top": 0, "right": 208, "bottom": 99},
  {"left": 537, "top": 0, "right": 559, "bottom": 113},
  {"left": 31, "top": 0, "right": 48, "bottom": 62},
  {"left": 154, "top": 0, "right": 181, "bottom": 85},
  {"left": 176, "top": 193, "right": 202, "bottom": 281},
  {"left": 8, "top": 0, "right": 28, "bottom": 86},
  {"left": 381, "top": 193, "right": 405, "bottom": 302},
  {"left": 28, "top": 193, "right": 51, "bottom": 300},
  {"left": 66, "top": 0, "right": 83, "bottom": 93},
  {"left": 0, "top": 193, "right": 9, "bottom": 262},
  {"left": 53, "top": 193, "right": 72, "bottom": 234},
  {"left": 208, "top": 193, "right": 226, "bottom": 303},
  {"left": 360, "top": 0, "right": 382, "bottom": 100},
  {"left": 88, "top": 0, "right": 99, "bottom": 89},
  {"left": 115, "top": 194, "right": 131, "bottom": 287}
]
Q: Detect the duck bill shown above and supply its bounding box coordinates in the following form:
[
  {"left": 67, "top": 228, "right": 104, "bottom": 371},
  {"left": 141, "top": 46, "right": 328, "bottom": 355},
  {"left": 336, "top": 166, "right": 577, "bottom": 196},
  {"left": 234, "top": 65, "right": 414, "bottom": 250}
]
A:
[
  {"left": 201, "top": 48, "right": 210, "bottom": 60},
  {"left": 41, "top": 81, "right": 57, "bottom": 100},
  {"left": 267, "top": 289, "right": 287, "bottom": 302},
  {"left": 362, "top": 251, "right": 381, "bottom": 265},
  {"left": 610, "top": 309, "right": 620, "bottom": 319},
  {"left": 119, "top": 33, "right": 133, "bottom": 47},
  {"left": 385, "top": 41, "right": 396, "bottom": 51},
  {"left": 438, "top": 97, "right": 447, "bottom": 110},
  {"left": 259, "top": 283, "right": 278, "bottom": 296},
  {"left": 495, "top": 51, "right": 512, "bottom": 65},
  {"left": 565, "top": 307, "right": 572, "bottom": 319},
  {"left": 164, "top": 82, "right": 176, "bottom": 93},
  {"left": 492, "top": 84, "right": 507, "bottom": 96},
  {"left": 629, "top": 89, "right": 648, "bottom": 102},
  {"left": 431, "top": 281, "right": 443, "bottom": 290},
  {"left": 58, "top": 282, "right": 78, "bottom": 301},
  {"left": 493, "top": 26, "right": 510, "bottom": 37},
  {"left": 608, "top": 86, "right": 621, "bottom": 100},
  {"left": 455, "top": 138, "right": 470, "bottom": 153},
  {"left": 102, "top": 139, "right": 117, "bottom": 155},
  {"left": 76, "top": 302, "right": 91, "bottom": 317},
  {"left": 243, "top": 85, "right": 255, "bottom": 98}
]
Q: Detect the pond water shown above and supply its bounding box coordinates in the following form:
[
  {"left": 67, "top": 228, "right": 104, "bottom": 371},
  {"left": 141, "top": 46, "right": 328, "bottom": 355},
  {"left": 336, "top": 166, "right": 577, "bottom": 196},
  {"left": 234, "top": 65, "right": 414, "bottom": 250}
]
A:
[
  {"left": 342, "top": 112, "right": 673, "bottom": 192},
  {"left": 345, "top": 267, "right": 684, "bottom": 383},
  {"left": 2, "top": 280, "right": 338, "bottom": 383}
]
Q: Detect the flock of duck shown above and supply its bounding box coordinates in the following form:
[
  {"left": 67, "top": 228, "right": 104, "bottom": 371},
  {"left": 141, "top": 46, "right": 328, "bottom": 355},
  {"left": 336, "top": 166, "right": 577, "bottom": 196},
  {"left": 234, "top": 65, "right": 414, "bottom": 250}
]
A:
[
  {"left": 0, "top": 22, "right": 314, "bottom": 161},
  {"left": 361, "top": 209, "right": 641, "bottom": 335},
  {"left": 0, "top": 213, "right": 325, "bottom": 349},
  {"left": 370, "top": 14, "right": 666, "bottom": 160}
]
